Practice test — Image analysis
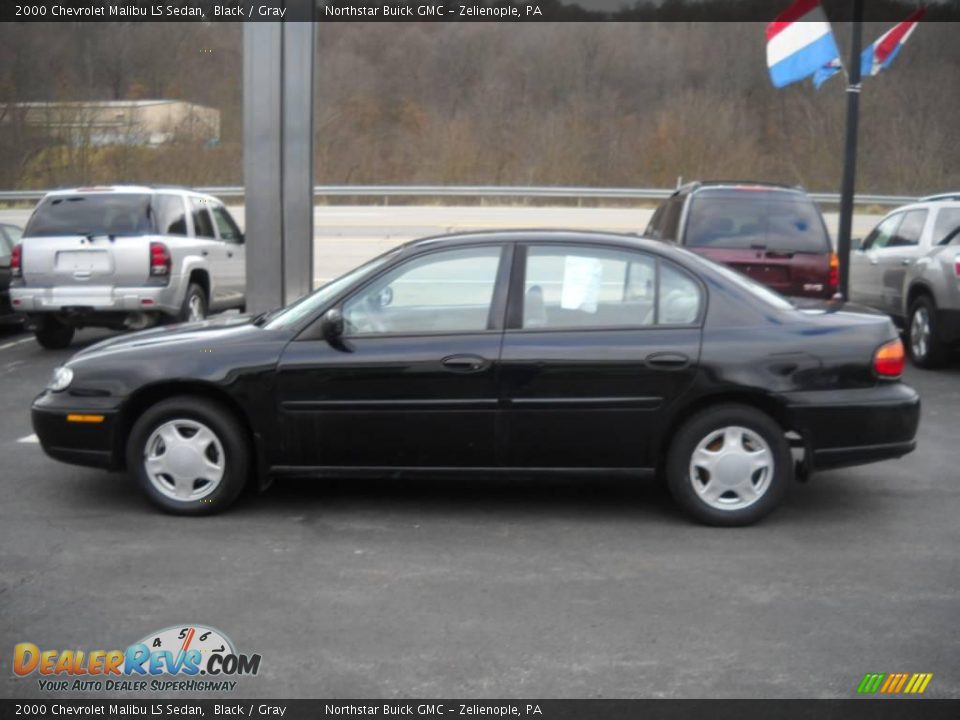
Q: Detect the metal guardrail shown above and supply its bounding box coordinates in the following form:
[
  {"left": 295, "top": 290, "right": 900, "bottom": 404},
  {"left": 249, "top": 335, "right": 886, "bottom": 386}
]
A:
[{"left": 0, "top": 185, "right": 923, "bottom": 206}]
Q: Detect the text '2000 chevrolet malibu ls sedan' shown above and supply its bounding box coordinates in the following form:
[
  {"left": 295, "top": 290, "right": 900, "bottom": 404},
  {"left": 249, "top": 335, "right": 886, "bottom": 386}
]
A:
[{"left": 32, "top": 231, "right": 920, "bottom": 526}]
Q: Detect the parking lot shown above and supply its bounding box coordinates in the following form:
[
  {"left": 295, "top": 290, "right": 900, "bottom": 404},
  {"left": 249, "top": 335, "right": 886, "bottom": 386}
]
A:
[{"left": 1, "top": 312, "right": 959, "bottom": 698}]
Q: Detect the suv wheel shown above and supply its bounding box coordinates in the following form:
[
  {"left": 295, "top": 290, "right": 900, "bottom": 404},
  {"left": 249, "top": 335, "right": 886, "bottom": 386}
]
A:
[
  {"left": 907, "top": 295, "right": 945, "bottom": 368},
  {"left": 34, "top": 316, "right": 75, "bottom": 350},
  {"left": 127, "top": 396, "right": 249, "bottom": 515},
  {"left": 178, "top": 283, "right": 207, "bottom": 323},
  {"left": 666, "top": 404, "right": 791, "bottom": 526}
]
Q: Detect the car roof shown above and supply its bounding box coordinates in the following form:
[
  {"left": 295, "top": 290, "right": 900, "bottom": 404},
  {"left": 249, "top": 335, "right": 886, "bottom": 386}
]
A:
[
  {"left": 42, "top": 185, "right": 218, "bottom": 202},
  {"left": 404, "top": 228, "right": 666, "bottom": 252},
  {"left": 675, "top": 180, "right": 806, "bottom": 197}
]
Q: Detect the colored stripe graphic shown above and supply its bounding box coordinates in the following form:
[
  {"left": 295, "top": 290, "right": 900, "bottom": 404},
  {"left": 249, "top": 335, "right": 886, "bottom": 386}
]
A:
[{"left": 857, "top": 672, "right": 932, "bottom": 694}]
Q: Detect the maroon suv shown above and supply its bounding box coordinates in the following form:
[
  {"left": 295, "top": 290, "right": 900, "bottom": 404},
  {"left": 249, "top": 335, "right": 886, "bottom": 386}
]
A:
[{"left": 645, "top": 182, "right": 838, "bottom": 299}]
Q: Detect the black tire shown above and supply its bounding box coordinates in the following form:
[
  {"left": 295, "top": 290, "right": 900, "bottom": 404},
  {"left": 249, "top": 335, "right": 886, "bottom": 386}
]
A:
[
  {"left": 666, "top": 404, "right": 791, "bottom": 527},
  {"left": 906, "top": 295, "right": 946, "bottom": 369},
  {"left": 34, "top": 316, "right": 75, "bottom": 350},
  {"left": 177, "top": 283, "right": 207, "bottom": 323},
  {"left": 126, "top": 396, "right": 249, "bottom": 515}
]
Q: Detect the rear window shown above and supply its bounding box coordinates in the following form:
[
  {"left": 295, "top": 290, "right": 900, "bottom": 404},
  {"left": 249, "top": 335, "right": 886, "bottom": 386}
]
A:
[
  {"left": 684, "top": 191, "right": 830, "bottom": 253},
  {"left": 24, "top": 193, "right": 154, "bottom": 238}
]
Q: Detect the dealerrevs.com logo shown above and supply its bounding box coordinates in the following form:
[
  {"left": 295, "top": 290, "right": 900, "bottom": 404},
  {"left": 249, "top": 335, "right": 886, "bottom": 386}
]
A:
[{"left": 13, "top": 625, "right": 261, "bottom": 693}]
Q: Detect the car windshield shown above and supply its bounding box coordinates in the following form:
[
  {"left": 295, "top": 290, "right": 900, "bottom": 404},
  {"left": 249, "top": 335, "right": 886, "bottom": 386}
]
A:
[
  {"left": 264, "top": 249, "right": 402, "bottom": 330},
  {"left": 685, "top": 191, "right": 830, "bottom": 253},
  {"left": 25, "top": 193, "right": 155, "bottom": 237}
]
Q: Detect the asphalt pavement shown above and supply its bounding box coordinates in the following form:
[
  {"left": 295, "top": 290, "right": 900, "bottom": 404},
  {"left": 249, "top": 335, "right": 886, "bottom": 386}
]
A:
[{"left": 0, "top": 319, "right": 958, "bottom": 700}]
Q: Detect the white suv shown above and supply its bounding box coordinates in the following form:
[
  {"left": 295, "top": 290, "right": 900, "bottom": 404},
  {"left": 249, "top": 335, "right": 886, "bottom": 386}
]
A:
[
  {"left": 10, "top": 186, "right": 246, "bottom": 349},
  {"left": 849, "top": 194, "right": 960, "bottom": 367}
]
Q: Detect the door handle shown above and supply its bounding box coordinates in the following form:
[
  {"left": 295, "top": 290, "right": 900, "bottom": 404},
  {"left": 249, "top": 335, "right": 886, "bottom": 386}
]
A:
[
  {"left": 868, "top": 255, "right": 879, "bottom": 265},
  {"left": 901, "top": 258, "right": 912, "bottom": 266},
  {"left": 201, "top": 250, "right": 209, "bottom": 257},
  {"left": 441, "top": 354, "right": 488, "bottom": 373},
  {"left": 646, "top": 352, "right": 691, "bottom": 369},
  {"left": 227, "top": 251, "right": 234, "bottom": 258}
]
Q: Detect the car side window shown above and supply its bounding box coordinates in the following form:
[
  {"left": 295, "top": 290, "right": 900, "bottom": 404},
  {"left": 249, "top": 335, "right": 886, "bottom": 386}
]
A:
[
  {"left": 645, "top": 206, "right": 665, "bottom": 239},
  {"left": 890, "top": 210, "right": 927, "bottom": 248},
  {"left": 660, "top": 197, "right": 684, "bottom": 241},
  {"left": 933, "top": 207, "right": 960, "bottom": 245},
  {"left": 520, "top": 245, "right": 701, "bottom": 330},
  {"left": 153, "top": 195, "right": 188, "bottom": 236},
  {"left": 211, "top": 206, "right": 243, "bottom": 244},
  {"left": 342, "top": 246, "right": 502, "bottom": 336},
  {"left": 190, "top": 198, "right": 216, "bottom": 239},
  {"left": 862, "top": 213, "right": 903, "bottom": 251}
]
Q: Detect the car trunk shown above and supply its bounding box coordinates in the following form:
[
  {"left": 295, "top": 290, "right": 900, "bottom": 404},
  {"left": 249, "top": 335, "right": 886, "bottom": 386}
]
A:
[
  {"left": 20, "top": 192, "right": 156, "bottom": 290},
  {"left": 693, "top": 246, "right": 832, "bottom": 298},
  {"left": 683, "top": 189, "right": 834, "bottom": 299}
]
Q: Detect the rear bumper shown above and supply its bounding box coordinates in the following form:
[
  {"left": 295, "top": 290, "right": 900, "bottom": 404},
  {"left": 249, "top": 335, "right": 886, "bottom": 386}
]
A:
[
  {"left": 782, "top": 383, "right": 920, "bottom": 471},
  {"left": 32, "top": 391, "right": 124, "bottom": 471},
  {"left": 11, "top": 283, "right": 181, "bottom": 318}
]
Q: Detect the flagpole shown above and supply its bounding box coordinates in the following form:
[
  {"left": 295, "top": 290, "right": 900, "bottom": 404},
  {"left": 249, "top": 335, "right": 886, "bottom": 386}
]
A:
[{"left": 836, "top": 0, "right": 864, "bottom": 300}]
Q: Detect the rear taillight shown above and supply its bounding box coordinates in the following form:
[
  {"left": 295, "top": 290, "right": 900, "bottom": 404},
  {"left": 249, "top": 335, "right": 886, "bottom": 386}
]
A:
[
  {"left": 873, "top": 338, "right": 905, "bottom": 378},
  {"left": 150, "top": 242, "right": 171, "bottom": 279},
  {"left": 10, "top": 243, "right": 21, "bottom": 278},
  {"left": 828, "top": 252, "right": 839, "bottom": 291},
  {"left": 954, "top": 253, "right": 960, "bottom": 278}
]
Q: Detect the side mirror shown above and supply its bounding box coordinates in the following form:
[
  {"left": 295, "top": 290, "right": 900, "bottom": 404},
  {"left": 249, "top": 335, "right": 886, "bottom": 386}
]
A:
[
  {"left": 851, "top": 237, "right": 863, "bottom": 251},
  {"left": 237, "top": 233, "right": 245, "bottom": 245},
  {"left": 320, "top": 308, "right": 344, "bottom": 342}
]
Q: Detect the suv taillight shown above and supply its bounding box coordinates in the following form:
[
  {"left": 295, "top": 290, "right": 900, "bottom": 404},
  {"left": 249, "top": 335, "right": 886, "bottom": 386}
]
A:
[
  {"left": 10, "top": 243, "right": 22, "bottom": 279},
  {"left": 954, "top": 253, "right": 960, "bottom": 278},
  {"left": 828, "top": 252, "right": 839, "bottom": 291},
  {"left": 873, "top": 338, "right": 905, "bottom": 379},
  {"left": 150, "top": 242, "right": 171, "bottom": 279}
]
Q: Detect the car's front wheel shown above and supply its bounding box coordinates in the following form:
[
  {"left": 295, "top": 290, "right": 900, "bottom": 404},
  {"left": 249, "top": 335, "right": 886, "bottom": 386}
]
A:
[
  {"left": 127, "top": 396, "right": 249, "bottom": 515},
  {"left": 34, "top": 316, "right": 75, "bottom": 350},
  {"left": 666, "top": 404, "right": 791, "bottom": 526},
  {"left": 907, "top": 295, "right": 946, "bottom": 368}
]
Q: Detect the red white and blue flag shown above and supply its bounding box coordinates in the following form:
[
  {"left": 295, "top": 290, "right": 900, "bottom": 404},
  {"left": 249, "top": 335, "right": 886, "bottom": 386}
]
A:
[
  {"left": 814, "top": 7, "right": 926, "bottom": 88},
  {"left": 766, "top": 0, "right": 841, "bottom": 88},
  {"left": 861, "top": 7, "right": 926, "bottom": 77}
]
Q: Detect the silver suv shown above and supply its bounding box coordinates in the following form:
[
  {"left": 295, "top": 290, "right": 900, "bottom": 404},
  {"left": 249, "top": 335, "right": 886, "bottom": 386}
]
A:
[
  {"left": 849, "top": 195, "right": 960, "bottom": 367},
  {"left": 10, "top": 186, "right": 246, "bottom": 349}
]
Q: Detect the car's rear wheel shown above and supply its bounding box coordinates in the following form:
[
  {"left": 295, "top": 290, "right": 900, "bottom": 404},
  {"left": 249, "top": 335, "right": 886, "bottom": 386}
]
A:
[
  {"left": 907, "top": 295, "right": 946, "bottom": 368},
  {"left": 178, "top": 283, "right": 207, "bottom": 323},
  {"left": 666, "top": 404, "right": 791, "bottom": 526},
  {"left": 34, "top": 316, "right": 75, "bottom": 350},
  {"left": 127, "top": 396, "right": 248, "bottom": 515}
]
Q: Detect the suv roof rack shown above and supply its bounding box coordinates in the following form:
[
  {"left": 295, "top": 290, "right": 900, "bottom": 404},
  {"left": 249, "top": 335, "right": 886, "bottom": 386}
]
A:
[{"left": 919, "top": 192, "right": 960, "bottom": 202}]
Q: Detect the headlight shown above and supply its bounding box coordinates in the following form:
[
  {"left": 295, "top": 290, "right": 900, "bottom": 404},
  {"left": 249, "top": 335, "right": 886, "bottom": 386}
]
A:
[{"left": 48, "top": 366, "right": 74, "bottom": 393}]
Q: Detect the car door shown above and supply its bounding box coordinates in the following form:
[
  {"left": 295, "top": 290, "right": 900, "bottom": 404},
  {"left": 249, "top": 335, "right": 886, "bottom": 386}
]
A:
[
  {"left": 189, "top": 197, "right": 229, "bottom": 306},
  {"left": 850, "top": 212, "right": 902, "bottom": 308},
  {"left": 274, "top": 243, "right": 511, "bottom": 469},
  {"left": 876, "top": 209, "right": 927, "bottom": 317},
  {"left": 210, "top": 203, "right": 246, "bottom": 306},
  {"left": 499, "top": 242, "right": 703, "bottom": 470}
]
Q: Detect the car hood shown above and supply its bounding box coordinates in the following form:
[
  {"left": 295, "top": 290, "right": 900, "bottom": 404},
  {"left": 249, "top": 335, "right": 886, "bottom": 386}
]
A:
[{"left": 71, "top": 314, "right": 280, "bottom": 363}]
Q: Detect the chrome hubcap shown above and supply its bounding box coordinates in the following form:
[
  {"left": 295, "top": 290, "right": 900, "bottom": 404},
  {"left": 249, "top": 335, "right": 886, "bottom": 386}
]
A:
[
  {"left": 910, "top": 307, "right": 930, "bottom": 359},
  {"left": 689, "top": 426, "right": 773, "bottom": 511},
  {"left": 188, "top": 294, "right": 204, "bottom": 322},
  {"left": 144, "top": 419, "right": 225, "bottom": 502}
]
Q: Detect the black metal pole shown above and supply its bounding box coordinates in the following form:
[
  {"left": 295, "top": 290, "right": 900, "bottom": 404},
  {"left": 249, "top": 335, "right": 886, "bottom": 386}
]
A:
[{"left": 836, "top": 0, "right": 864, "bottom": 300}]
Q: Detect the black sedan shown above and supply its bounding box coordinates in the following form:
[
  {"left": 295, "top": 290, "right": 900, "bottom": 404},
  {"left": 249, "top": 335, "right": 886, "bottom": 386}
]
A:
[{"left": 32, "top": 231, "right": 920, "bottom": 526}]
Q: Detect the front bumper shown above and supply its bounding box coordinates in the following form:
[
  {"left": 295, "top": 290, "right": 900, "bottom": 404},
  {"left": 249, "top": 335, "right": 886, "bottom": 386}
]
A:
[
  {"left": 32, "top": 390, "right": 125, "bottom": 470},
  {"left": 11, "top": 283, "right": 181, "bottom": 317},
  {"left": 783, "top": 383, "right": 920, "bottom": 471}
]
